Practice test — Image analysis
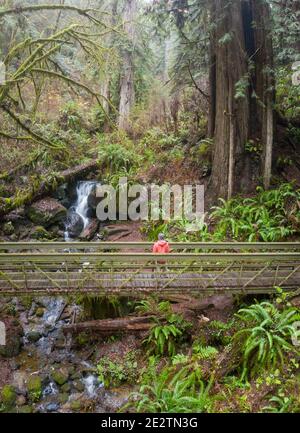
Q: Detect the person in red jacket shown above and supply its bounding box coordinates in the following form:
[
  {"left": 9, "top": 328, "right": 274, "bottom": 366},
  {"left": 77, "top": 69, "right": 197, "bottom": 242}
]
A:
[
  {"left": 152, "top": 233, "right": 170, "bottom": 254},
  {"left": 152, "top": 233, "right": 170, "bottom": 272}
]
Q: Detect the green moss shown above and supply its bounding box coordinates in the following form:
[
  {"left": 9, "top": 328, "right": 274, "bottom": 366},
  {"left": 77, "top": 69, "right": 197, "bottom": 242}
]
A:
[
  {"left": 58, "top": 393, "right": 69, "bottom": 404},
  {"left": 70, "top": 400, "right": 82, "bottom": 411},
  {"left": 35, "top": 307, "right": 45, "bottom": 317},
  {"left": 61, "top": 383, "right": 71, "bottom": 393},
  {"left": 52, "top": 368, "right": 69, "bottom": 386},
  {"left": 27, "top": 376, "right": 42, "bottom": 402},
  {"left": 2, "top": 222, "right": 14, "bottom": 235},
  {"left": 30, "top": 226, "right": 53, "bottom": 240},
  {"left": 17, "top": 405, "right": 33, "bottom": 413},
  {"left": 1, "top": 385, "right": 16, "bottom": 408}
]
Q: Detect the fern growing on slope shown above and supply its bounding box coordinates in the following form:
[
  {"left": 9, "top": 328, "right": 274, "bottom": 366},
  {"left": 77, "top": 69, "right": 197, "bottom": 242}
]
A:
[{"left": 233, "top": 302, "right": 300, "bottom": 381}]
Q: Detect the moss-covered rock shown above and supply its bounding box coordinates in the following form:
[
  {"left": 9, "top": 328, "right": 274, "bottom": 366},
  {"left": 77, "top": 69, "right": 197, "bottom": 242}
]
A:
[
  {"left": 58, "top": 393, "right": 69, "bottom": 405},
  {"left": 3, "top": 221, "right": 14, "bottom": 236},
  {"left": 1, "top": 385, "right": 16, "bottom": 408},
  {"left": 26, "top": 198, "right": 67, "bottom": 228},
  {"left": 27, "top": 376, "right": 42, "bottom": 402},
  {"left": 61, "top": 382, "right": 71, "bottom": 393},
  {"left": 35, "top": 307, "right": 45, "bottom": 317},
  {"left": 70, "top": 399, "right": 82, "bottom": 411},
  {"left": 52, "top": 368, "right": 69, "bottom": 386},
  {"left": 30, "top": 226, "right": 53, "bottom": 240},
  {"left": 26, "top": 330, "right": 42, "bottom": 343},
  {"left": 72, "top": 380, "right": 85, "bottom": 392}
]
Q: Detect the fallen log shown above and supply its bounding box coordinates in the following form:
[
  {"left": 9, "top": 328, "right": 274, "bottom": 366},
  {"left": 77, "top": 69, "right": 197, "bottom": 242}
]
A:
[
  {"left": 62, "top": 296, "right": 216, "bottom": 337},
  {"left": 63, "top": 315, "right": 155, "bottom": 335},
  {"left": 0, "top": 160, "right": 100, "bottom": 218}
]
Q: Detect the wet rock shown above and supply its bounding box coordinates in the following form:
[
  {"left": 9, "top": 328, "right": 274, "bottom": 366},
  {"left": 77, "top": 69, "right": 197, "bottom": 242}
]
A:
[
  {"left": 1, "top": 385, "right": 16, "bottom": 408},
  {"left": 12, "top": 371, "right": 28, "bottom": 395},
  {"left": 54, "top": 183, "right": 72, "bottom": 209},
  {"left": 101, "top": 386, "right": 131, "bottom": 412},
  {"left": 26, "top": 331, "right": 42, "bottom": 343},
  {"left": 46, "top": 403, "right": 59, "bottom": 412},
  {"left": 26, "top": 198, "right": 67, "bottom": 228},
  {"left": 65, "top": 209, "right": 84, "bottom": 238},
  {"left": 43, "top": 381, "right": 59, "bottom": 397},
  {"left": 51, "top": 368, "right": 69, "bottom": 386},
  {"left": 39, "top": 297, "right": 66, "bottom": 328}
]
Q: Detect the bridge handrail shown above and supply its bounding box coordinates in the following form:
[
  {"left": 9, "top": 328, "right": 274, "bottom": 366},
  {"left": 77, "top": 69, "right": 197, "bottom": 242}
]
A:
[
  {"left": 1, "top": 241, "right": 300, "bottom": 252},
  {"left": 1, "top": 252, "right": 300, "bottom": 264}
]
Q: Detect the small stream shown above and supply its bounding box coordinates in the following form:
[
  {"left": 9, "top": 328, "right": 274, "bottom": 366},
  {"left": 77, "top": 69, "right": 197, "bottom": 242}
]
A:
[{"left": 7, "top": 180, "right": 131, "bottom": 413}]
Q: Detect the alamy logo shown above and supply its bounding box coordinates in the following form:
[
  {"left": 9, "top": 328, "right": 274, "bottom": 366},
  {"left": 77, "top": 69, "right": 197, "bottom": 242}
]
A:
[
  {"left": 292, "top": 62, "right": 300, "bottom": 86},
  {"left": 0, "top": 61, "right": 6, "bottom": 85},
  {"left": 0, "top": 321, "right": 6, "bottom": 346},
  {"left": 95, "top": 178, "right": 205, "bottom": 231}
]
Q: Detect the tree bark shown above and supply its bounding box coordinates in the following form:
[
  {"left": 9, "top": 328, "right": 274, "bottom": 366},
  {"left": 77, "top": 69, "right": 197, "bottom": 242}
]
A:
[
  {"left": 118, "top": 0, "right": 137, "bottom": 131},
  {"left": 100, "top": 0, "right": 118, "bottom": 122},
  {"left": 209, "top": 0, "right": 274, "bottom": 201}
]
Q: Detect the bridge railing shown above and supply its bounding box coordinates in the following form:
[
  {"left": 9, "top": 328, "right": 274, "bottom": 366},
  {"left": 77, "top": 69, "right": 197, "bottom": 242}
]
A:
[
  {"left": 1, "top": 241, "right": 300, "bottom": 252},
  {"left": 1, "top": 242, "right": 300, "bottom": 296}
]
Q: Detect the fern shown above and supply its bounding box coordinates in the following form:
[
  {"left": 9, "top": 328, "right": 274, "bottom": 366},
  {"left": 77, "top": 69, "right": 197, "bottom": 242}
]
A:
[{"left": 233, "top": 302, "right": 300, "bottom": 381}]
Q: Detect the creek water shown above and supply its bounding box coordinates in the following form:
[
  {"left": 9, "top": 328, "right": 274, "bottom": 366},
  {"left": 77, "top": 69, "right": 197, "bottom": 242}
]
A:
[
  {"left": 64, "top": 181, "right": 98, "bottom": 241},
  {"left": 6, "top": 181, "right": 131, "bottom": 412}
]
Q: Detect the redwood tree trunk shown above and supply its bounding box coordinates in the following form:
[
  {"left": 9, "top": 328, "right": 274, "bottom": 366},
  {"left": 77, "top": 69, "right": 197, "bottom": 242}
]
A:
[
  {"left": 100, "top": 0, "right": 118, "bottom": 122},
  {"left": 118, "top": 0, "right": 137, "bottom": 131},
  {"left": 209, "top": 0, "right": 274, "bottom": 200}
]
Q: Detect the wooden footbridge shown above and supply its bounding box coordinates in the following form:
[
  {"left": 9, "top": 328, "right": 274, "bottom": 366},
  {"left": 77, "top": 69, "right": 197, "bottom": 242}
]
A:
[{"left": 1, "top": 242, "right": 300, "bottom": 297}]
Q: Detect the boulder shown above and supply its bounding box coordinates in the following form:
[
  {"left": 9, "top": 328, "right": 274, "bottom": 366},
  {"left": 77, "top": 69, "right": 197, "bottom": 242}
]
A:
[
  {"left": 26, "top": 330, "right": 42, "bottom": 343},
  {"left": 51, "top": 368, "right": 69, "bottom": 386},
  {"left": 58, "top": 393, "right": 69, "bottom": 405},
  {"left": 26, "top": 198, "right": 67, "bottom": 228},
  {"left": 12, "top": 371, "right": 28, "bottom": 395},
  {"left": 65, "top": 209, "right": 84, "bottom": 238},
  {"left": 79, "top": 219, "right": 99, "bottom": 240},
  {"left": 53, "top": 183, "right": 72, "bottom": 209},
  {"left": 30, "top": 226, "right": 53, "bottom": 240}
]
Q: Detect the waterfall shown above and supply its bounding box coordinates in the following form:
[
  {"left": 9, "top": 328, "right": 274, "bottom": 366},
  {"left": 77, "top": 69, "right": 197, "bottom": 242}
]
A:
[
  {"left": 64, "top": 181, "right": 98, "bottom": 241},
  {"left": 74, "top": 181, "right": 95, "bottom": 230}
]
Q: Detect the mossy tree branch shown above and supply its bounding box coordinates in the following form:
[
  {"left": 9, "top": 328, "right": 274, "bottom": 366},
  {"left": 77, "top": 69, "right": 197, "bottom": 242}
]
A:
[{"left": 0, "top": 8, "right": 119, "bottom": 148}]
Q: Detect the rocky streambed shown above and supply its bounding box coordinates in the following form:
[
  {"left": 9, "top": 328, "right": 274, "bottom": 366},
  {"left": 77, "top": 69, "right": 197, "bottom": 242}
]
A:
[{"left": 0, "top": 296, "right": 136, "bottom": 413}]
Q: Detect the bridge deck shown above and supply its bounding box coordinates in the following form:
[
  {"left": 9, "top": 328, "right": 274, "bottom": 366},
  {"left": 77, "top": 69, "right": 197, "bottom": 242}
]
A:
[{"left": 1, "top": 242, "right": 300, "bottom": 296}]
